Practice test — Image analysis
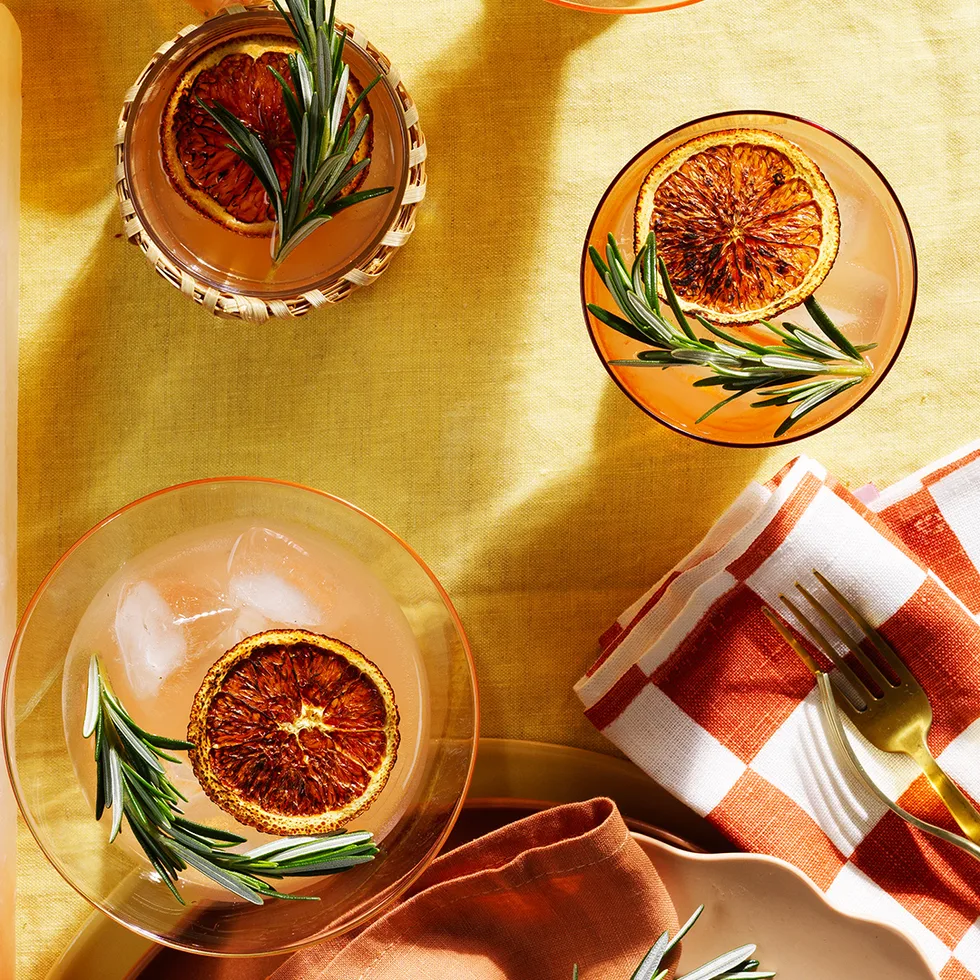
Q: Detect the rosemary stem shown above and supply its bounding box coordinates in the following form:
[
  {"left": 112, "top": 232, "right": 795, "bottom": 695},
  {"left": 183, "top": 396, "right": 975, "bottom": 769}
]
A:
[
  {"left": 85, "top": 653, "right": 378, "bottom": 906},
  {"left": 202, "top": 0, "right": 392, "bottom": 268},
  {"left": 820, "top": 362, "right": 873, "bottom": 377}
]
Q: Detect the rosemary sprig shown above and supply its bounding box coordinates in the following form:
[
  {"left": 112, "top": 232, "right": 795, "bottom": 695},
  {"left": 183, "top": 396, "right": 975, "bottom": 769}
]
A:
[
  {"left": 83, "top": 654, "right": 378, "bottom": 905},
  {"left": 573, "top": 905, "right": 775, "bottom": 980},
  {"left": 588, "top": 233, "right": 875, "bottom": 438},
  {"left": 200, "top": 0, "right": 393, "bottom": 266}
]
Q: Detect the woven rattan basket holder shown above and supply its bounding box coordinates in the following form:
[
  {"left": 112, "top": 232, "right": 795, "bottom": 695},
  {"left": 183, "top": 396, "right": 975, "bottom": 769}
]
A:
[{"left": 115, "top": 3, "right": 426, "bottom": 322}]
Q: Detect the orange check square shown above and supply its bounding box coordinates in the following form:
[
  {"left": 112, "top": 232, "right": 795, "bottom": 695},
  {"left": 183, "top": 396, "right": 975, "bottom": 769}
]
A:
[
  {"left": 879, "top": 487, "right": 980, "bottom": 615},
  {"left": 877, "top": 577, "right": 980, "bottom": 754},
  {"left": 653, "top": 585, "right": 813, "bottom": 763},
  {"left": 710, "top": 770, "right": 845, "bottom": 890},
  {"left": 941, "top": 958, "right": 975, "bottom": 980},
  {"left": 851, "top": 787, "right": 979, "bottom": 950}
]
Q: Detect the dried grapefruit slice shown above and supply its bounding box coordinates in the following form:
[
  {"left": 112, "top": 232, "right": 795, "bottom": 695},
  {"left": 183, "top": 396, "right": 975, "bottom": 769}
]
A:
[
  {"left": 634, "top": 129, "right": 840, "bottom": 325},
  {"left": 188, "top": 629, "right": 399, "bottom": 835},
  {"left": 161, "top": 36, "right": 372, "bottom": 236}
]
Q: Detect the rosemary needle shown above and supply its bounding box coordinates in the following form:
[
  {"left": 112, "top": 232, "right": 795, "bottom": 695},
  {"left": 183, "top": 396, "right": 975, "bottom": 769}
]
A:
[{"left": 572, "top": 906, "right": 776, "bottom": 980}]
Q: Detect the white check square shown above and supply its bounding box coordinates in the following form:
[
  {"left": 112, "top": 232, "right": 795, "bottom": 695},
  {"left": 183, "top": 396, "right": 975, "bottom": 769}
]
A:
[
  {"left": 747, "top": 484, "right": 926, "bottom": 631},
  {"left": 750, "top": 689, "right": 890, "bottom": 857},
  {"left": 954, "top": 919, "right": 980, "bottom": 975},
  {"left": 604, "top": 683, "right": 746, "bottom": 817},
  {"left": 929, "top": 457, "right": 980, "bottom": 574}
]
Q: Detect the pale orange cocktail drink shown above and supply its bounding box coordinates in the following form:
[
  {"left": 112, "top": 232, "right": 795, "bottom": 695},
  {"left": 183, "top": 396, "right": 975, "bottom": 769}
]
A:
[
  {"left": 583, "top": 112, "right": 916, "bottom": 445},
  {"left": 62, "top": 519, "right": 428, "bottom": 865}
]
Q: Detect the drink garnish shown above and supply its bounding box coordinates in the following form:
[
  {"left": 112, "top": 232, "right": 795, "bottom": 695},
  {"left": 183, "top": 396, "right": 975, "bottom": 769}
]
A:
[
  {"left": 83, "top": 652, "right": 379, "bottom": 905},
  {"left": 182, "top": 0, "right": 393, "bottom": 265},
  {"left": 162, "top": 37, "right": 373, "bottom": 236},
  {"left": 634, "top": 130, "right": 839, "bottom": 326},
  {"left": 588, "top": 231, "right": 873, "bottom": 437},
  {"left": 188, "top": 629, "right": 400, "bottom": 836},
  {"left": 573, "top": 904, "right": 776, "bottom": 979}
]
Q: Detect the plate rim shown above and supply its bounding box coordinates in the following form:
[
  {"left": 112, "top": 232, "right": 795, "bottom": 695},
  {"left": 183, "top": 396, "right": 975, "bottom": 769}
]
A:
[
  {"left": 634, "top": 832, "right": 938, "bottom": 978},
  {"left": 43, "top": 738, "right": 938, "bottom": 979}
]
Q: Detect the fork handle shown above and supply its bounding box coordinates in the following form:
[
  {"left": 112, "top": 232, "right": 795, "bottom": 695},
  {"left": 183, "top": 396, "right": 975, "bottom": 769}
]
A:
[{"left": 909, "top": 742, "right": 980, "bottom": 845}]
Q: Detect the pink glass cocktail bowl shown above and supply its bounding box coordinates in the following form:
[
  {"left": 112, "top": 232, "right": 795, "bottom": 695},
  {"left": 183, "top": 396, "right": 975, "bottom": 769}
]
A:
[{"left": 3, "top": 478, "right": 479, "bottom": 956}]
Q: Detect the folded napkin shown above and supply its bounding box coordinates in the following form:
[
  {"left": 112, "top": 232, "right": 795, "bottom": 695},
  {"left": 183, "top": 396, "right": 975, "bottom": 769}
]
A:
[
  {"left": 576, "top": 443, "right": 980, "bottom": 980},
  {"left": 271, "top": 798, "right": 678, "bottom": 980},
  {"left": 144, "top": 799, "right": 679, "bottom": 980}
]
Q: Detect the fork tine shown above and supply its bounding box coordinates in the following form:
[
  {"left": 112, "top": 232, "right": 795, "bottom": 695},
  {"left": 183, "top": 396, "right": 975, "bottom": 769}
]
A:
[
  {"left": 762, "top": 608, "right": 821, "bottom": 677},
  {"left": 812, "top": 570, "right": 914, "bottom": 684},
  {"left": 764, "top": 606, "right": 867, "bottom": 724},
  {"left": 795, "top": 582, "right": 894, "bottom": 692},
  {"left": 779, "top": 593, "right": 873, "bottom": 708}
]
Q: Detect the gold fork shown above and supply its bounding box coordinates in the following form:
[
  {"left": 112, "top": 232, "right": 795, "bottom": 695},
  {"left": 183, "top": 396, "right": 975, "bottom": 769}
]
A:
[{"left": 763, "top": 570, "right": 980, "bottom": 845}]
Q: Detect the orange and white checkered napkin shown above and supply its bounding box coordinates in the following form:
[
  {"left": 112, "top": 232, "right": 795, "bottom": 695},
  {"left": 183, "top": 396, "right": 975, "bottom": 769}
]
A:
[{"left": 576, "top": 442, "right": 980, "bottom": 980}]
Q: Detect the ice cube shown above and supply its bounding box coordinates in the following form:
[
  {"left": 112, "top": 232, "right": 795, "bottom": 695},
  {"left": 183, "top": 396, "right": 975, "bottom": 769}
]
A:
[
  {"left": 229, "top": 572, "right": 321, "bottom": 626},
  {"left": 225, "top": 526, "right": 331, "bottom": 630},
  {"left": 114, "top": 581, "right": 188, "bottom": 699},
  {"left": 227, "top": 525, "right": 312, "bottom": 575}
]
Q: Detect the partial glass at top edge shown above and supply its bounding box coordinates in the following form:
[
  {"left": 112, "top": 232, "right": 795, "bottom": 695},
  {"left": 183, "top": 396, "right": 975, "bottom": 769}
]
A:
[
  {"left": 544, "top": 0, "right": 705, "bottom": 11},
  {"left": 581, "top": 110, "right": 917, "bottom": 448},
  {"left": 123, "top": 9, "right": 410, "bottom": 301}
]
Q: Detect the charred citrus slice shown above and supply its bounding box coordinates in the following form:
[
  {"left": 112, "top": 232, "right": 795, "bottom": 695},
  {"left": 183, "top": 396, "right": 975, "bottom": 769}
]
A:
[
  {"left": 634, "top": 129, "right": 840, "bottom": 325},
  {"left": 188, "top": 629, "right": 399, "bottom": 835},
  {"left": 162, "top": 36, "right": 373, "bottom": 236}
]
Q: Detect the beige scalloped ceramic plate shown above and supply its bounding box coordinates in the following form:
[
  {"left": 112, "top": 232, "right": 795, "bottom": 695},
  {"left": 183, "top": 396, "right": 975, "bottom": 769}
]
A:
[
  {"left": 45, "top": 739, "right": 936, "bottom": 979},
  {"left": 638, "top": 836, "right": 936, "bottom": 978}
]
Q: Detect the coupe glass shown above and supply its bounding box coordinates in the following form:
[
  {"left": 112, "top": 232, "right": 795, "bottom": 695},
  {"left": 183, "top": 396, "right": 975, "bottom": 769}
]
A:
[
  {"left": 3, "top": 479, "right": 478, "bottom": 956},
  {"left": 582, "top": 111, "right": 917, "bottom": 447}
]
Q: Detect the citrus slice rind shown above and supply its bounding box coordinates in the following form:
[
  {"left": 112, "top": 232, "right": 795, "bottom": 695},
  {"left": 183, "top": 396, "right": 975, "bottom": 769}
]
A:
[
  {"left": 633, "top": 129, "right": 840, "bottom": 325},
  {"left": 188, "top": 629, "right": 399, "bottom": 836},
  {"left": 161, "top": 35, "right": 373, "bottom": 237}
]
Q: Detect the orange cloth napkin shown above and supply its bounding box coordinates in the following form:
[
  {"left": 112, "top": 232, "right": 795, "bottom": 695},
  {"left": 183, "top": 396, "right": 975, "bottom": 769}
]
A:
[
  {"left": 143, "top": 799, "right": 678, "bottom": 980},
  {"left": 270, "top": 798, "right": 678, "bottom": 980}
]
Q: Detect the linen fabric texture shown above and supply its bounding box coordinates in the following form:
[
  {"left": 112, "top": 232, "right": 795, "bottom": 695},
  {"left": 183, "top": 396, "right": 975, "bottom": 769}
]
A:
[
  {"left": 14, "top": 0, "right": 980, "bottom": 970},
  {"left": 146, "top": 798, "right": 678, "bottom": 980},
  {"left": 576, "top": 440, "right": 980, "bottom": 980},
  {"left": 271, "top": 798, "right": 677, "bottom": 980}
]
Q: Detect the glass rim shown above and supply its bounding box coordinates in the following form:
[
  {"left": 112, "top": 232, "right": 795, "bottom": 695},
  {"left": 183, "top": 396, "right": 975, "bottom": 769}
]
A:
[
  {"left": 544, "top": 0, "right": 706, "bottom": 12},
  {"left": 580, "top": 108, "right": 919, "bottom": 449},
  {"left": 3, "top": 475, "right": 480, "bottom": 957},
  {"left": 121, "top": 10, "right": 412, "bottom": 302}
]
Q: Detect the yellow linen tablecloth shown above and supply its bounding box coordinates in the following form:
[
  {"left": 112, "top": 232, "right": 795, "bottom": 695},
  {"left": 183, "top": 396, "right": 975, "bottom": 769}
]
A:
[{"left": 9, "top": 0, "right": 980, "bottom": 974}]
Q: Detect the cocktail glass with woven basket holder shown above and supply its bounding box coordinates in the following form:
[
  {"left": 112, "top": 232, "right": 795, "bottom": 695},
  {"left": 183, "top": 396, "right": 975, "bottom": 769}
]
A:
[{"left": 116, "top": 1, "right": 426, "bottom": 321}]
